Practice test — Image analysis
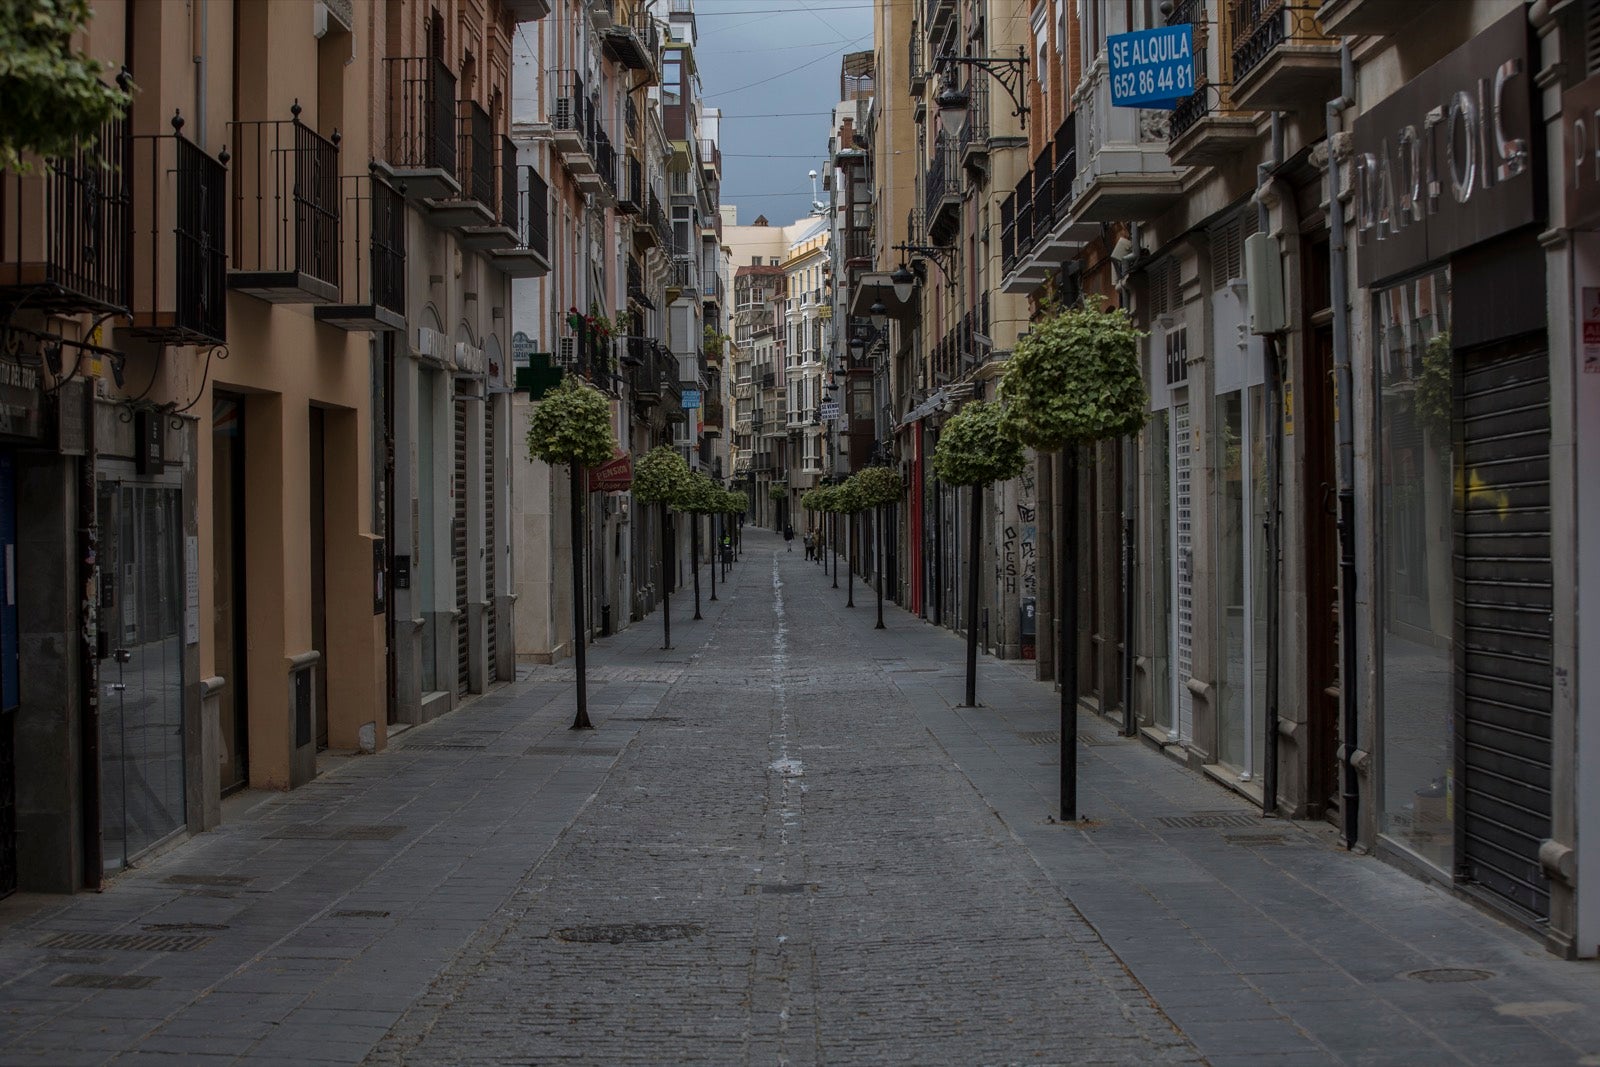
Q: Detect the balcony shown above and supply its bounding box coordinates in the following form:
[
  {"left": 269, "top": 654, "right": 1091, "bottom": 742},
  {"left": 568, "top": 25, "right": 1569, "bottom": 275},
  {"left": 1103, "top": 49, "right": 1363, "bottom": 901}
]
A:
[
  {"left": 702, "top": 272, "right": 724, "bottom": 311},
  {"left": 378, "top": 56, "right": 458, "bottom": 200},
  {"left": 909, "top": 28, "right": 927, "bottom": 92},
  {"left": 550, "top": 70, "right": 602, "bottom": 186},
  {"left": 489, "top": 167, "right": 551, "bottom": 278},
  {"left": 0, "top": 109, "right": 130, "bottom": 316},
  {"left": 603, "top": 1, "right": 660, "bottom": 78},
  {"left": 1066, "top": 68, "right": 1185, "bottom": 225},
  {"left": 586, "top": 0, "right": 614, "bottom": 30},
  {"left": 428, "top": 100, "right": 497, "bottom": 229},
  {"left": 699, "top": 138, "right": 721, "bottom": 181},
  {"left": 927, "top": 0, "right": 955, "bottom": 41},
  {"left": 316, "top": 172, "right": 407, "bottom": 333},
  {"left": 1164, "top": 0, "right": 1259, "bottom": 166},
  {"left": 1230, "top": 0, "right": 1341, "bottom": 112},
  {"left": 1315, "top": 0, "right": 1432, "bottom": 34},
  {"left": 958, "top": 79, "right": 989, "bottom": 172},
  {"left": 127, "top": 117, "right": 227, "bottom": 346},
  {"left": 593, "top": 130, "right": 618, "bottom": 203},
  {"left": 228, "top": 104, "right": 341, "bottom": 304},
  {"left": 703, "top": 399, "right": 724, "bottom": 436},
  {"left": 461, "top": 136, "right": 522, "bottom": 251},
  {"left": 617, "top": 156, "right": 644, "bottom": 216},
  {"left": 923, "top": 132, "right": 961, "bottom": 246},
  {"left": 503, "top": 0, "right": 552, "bottom": 20}
]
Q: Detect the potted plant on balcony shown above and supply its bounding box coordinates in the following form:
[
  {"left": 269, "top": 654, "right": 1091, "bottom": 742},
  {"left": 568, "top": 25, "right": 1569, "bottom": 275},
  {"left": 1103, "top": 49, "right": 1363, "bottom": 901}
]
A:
[
  {"left": 933, "top": 399, "right": 1027, "bottom": 708},
  {"left": 999, "top": 295, "right": 1147, "bottom": 820},
  {"left": 634, "top": 445, "right": 691, "bottom": 650},
  {"left": 525, "top": 376, "right": 619, "bottom": 730}
]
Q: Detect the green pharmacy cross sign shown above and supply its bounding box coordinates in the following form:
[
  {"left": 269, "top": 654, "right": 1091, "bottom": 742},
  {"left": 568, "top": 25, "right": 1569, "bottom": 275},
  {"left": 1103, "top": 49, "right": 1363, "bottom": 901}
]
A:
[{"left": 1108, "top": 24, "right": 1195, "bottom": 110}]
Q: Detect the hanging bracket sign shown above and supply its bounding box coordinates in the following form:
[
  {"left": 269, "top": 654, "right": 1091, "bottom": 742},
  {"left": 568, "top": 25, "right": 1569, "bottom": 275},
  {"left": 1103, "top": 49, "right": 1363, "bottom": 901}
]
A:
[{"left": 1107, "top": 25, "right": 1195, "bottom": 110}]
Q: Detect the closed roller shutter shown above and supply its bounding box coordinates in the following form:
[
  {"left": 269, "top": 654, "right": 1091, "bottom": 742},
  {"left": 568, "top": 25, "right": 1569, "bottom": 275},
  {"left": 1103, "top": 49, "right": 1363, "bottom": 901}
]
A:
[
  {"left": 1456, "top": 342, "right": 1552, "bottom": 920},
  {"left": 453, "top": 394, "right": 470, "bottom": 700},
  {"left": 484, "top": 401, "right": 497, "bottom": 680}
]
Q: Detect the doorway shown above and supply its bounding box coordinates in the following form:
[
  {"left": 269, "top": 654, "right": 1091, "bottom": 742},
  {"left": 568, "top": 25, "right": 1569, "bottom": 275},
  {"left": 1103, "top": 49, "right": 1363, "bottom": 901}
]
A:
[
  {"left": 1302, "top": 235, "right": 1340, "bottom": 817},
  {"left": 310, "top": 406, "right": 329, "bottom": 751},
  {"left": 213, "top": 393, "right": 249, "bottom": 794},
  {"left": 0, "top": 452, "right": 17, "bottom": 898},
  {"left": 97, "top": 480, "right": 187, "bottom": 872}
]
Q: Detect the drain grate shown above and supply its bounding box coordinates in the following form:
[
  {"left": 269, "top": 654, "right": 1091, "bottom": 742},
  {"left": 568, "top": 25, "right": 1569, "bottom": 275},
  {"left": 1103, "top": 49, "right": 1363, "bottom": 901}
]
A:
[
  {"left": 52, "top": 973, "right": 158, "bottom": 990},
  {"left": 523, "top": 746, "right": 621, "bottom": 758},
  {"left": 1155, "top": 812, "right": 1261, "bottom": 830},
  {"left": 264, "top": 823, "right": 406, "bottom": 841},
  {"left": 162, "top": 873, "right": 251, "bottom": 888},
  {"left": 1019, "top": 731, "right": 1060, "bottom": 746},
  {"left": 1404, "top": 967, "right": 1495, "bottom": 984},
  {"left": 747, "top": 883, "right": 818, "bottom": 895},
  {"left": 141, "top": 923, "right": 229, "bottom": 933},
  {"left": 401, "top": 742, "right": 490, "bottom": 751},
  {"left": 331, "top": 909, "right": 392, "bottom": 919},
  {"left": 1224, "top": 834, "right": 1288, "bottom": 847},
  {"left": 39, "top": 932, "right": 213, "bottom": 953},
  {"left": 553, "top": 922, "right": 703, "bottom": 945}
]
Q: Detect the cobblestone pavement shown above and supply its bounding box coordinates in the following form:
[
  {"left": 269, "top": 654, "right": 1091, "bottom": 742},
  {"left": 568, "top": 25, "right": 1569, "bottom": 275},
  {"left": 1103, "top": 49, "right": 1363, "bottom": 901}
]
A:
[{"left": 0, "top": 529, "right": 1597, "bottom": 1065}]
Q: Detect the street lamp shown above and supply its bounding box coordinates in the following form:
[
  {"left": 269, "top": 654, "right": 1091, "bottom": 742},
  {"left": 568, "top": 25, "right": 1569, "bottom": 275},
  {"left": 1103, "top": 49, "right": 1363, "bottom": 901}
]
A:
[
  {"left": 935, "top": 47, "right": 1031, "bottom": 131},
  {"left": 890, "top": 264, "right": 916, "bottom": 304}
]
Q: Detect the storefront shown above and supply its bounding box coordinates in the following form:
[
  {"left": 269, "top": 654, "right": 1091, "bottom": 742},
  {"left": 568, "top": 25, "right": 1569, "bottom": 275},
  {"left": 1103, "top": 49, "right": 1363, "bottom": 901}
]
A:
[{"left": 1353, "top": 7, "right": 1552, "bottom": 922}]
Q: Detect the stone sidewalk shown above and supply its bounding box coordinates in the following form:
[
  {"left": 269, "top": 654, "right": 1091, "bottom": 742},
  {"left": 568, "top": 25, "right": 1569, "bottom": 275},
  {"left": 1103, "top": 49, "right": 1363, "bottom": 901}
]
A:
[{"left": 0, "top": 528, "right": 1594, "bottom": 1065}]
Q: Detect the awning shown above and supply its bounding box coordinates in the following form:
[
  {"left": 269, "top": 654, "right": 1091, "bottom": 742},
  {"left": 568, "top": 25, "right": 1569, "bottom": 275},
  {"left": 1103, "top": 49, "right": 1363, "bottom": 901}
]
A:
[{"left": 898, "top": 389, "right": 946, "bottom": 429}]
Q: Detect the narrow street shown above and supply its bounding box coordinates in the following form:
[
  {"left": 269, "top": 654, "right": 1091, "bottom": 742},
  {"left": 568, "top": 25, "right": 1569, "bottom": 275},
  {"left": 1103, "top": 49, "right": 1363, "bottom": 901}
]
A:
[{"left": 1, "top": 530, "right": 1597, "bottom": 1065}]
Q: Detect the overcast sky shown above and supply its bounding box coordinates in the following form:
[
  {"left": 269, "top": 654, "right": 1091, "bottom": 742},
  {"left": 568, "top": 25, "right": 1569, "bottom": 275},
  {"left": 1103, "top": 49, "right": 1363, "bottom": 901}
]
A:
[{"left": 693, "top": 0, "right": 876, "bottom": 227}]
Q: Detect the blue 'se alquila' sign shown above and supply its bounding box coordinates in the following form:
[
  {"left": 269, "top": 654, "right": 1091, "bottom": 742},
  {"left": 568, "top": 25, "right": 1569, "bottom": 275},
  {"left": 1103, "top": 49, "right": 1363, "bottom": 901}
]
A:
[{"left": 1107, "top": 25, "right": 1196, "bottom": 110}]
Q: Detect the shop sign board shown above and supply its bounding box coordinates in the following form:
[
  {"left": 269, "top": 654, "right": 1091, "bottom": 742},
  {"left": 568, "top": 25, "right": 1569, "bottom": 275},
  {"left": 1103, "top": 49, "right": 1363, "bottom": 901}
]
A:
[
  {"left": 1107, "top": 25, "right": 1194, "bottom": 110},
  {"left": 681, "top": 388, "right": 701, "bottom": 409},
  {"left": 1563, "top": 73, "right": 1600, "bottom": 229},
  {"left": 1351, "top": 8, "right": 1537, "bottom": 286},
  {"left": 1584, "top": 288, "right": 1600, "bottom": 374}
]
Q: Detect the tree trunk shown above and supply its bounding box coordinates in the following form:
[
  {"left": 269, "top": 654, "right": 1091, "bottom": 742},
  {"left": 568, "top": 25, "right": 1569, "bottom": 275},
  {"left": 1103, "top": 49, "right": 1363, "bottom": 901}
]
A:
[
  {"left": 570, "top": 463, "right": 592, "bottom": 730},
  {"left": 965, "top": 482, "right": 981, "bottom": 706}
]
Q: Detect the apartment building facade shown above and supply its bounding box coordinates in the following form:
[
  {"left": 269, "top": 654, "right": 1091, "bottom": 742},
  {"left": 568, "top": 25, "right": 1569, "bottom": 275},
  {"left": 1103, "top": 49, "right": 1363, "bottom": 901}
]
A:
[{"left": 0, "top": 0, "right": 541, "bottom": 897}]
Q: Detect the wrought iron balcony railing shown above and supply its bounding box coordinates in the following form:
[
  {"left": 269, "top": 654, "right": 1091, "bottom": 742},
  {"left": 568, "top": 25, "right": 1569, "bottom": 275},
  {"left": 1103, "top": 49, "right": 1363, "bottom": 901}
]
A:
[
  {"left": 0, "top": 107, "right": 131, "bottom": 314},
  {"left": 315, "top": 171, "right": 406, "bottom": 332},
  {"left": 521, "top": 167, "right": 550, "bottom": 261},
  {"left": 228, "top": 103, "right": 341, "bottom": 303},
  {"left": 458, "top": 100, "right": 494, "bottom": 210},
  {"left": 1051, "top": 112, "right": 1076, "bottom": 215},
  {"left": 1232, "top": 0, "right": 1324, "bottom": 82},
  {"left": 381, "top": 55, "right": 457, "bottom": 189},
  {"left": 129, "top": 116, "right": 227, "bottom": 344}
]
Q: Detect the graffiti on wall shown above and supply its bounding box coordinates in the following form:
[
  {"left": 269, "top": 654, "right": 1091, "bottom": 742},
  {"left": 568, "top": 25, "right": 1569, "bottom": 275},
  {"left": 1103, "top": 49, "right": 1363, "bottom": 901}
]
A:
[{"left": 999, "top": 461, "right": 1039, "bottom": 599}]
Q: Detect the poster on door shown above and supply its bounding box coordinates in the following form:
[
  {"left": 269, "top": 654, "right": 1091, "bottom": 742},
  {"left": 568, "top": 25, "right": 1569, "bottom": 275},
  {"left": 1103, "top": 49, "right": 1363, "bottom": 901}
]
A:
[{"left": 1583, "top": 287, "right": 1600, "bottom": 374}]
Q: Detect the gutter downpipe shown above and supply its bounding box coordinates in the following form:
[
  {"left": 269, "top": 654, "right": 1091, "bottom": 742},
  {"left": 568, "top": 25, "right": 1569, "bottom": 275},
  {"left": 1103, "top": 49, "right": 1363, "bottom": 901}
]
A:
[
  {"left": 1120, "top": 223, "right": 1140, "bottom": 739},
  {"left": 1257, "top": 112, "right": 1284, "bottom": 816},
  {"left": 1327, "top": 41, "right": 1360, "bottom": 851}
]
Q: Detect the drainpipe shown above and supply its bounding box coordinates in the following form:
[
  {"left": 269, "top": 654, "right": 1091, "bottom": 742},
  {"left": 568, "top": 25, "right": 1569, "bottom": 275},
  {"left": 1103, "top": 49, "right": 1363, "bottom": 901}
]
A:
[{"left": 1326, "top": 42, "right": 1360, "bottom": 851}]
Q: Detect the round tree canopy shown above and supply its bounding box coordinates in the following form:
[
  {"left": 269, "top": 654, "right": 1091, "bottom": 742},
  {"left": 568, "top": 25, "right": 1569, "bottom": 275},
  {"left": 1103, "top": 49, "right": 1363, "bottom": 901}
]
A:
[
  {"left": 674, "top": 471, "right": 720, "bottom": 514},
  {"left": 768, "top": 483, "right": 787, "bottom": 502},
  {"left": 833, "top": 479, "right": 866, "bottom": 514},
  {"left": 524, "top": 376, "right": 618, "bottom": 468},
  {"left": 633, "top": 445, "right": 690, "bottom": 504},
  {"left": 999, "top": 297, "right": 1148, "bottom": 450},
  {"left": 852, "top": 465, "right": 902, "bottom": 508},
  {"left": 933, "top": 400, "right": 1028, "bottom": 487}
]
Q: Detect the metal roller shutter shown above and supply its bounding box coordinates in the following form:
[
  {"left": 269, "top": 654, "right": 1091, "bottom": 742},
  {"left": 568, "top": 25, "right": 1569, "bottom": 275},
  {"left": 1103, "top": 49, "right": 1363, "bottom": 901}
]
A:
[
  {"left": 484, "top": 401, "right": 497, "bottom": 680},
  {"left": 1456, "top": 343, "right": 1552, "bottom": 919},
  {"left": 453, "top": 394, "right": 470, "bottom": 699}
]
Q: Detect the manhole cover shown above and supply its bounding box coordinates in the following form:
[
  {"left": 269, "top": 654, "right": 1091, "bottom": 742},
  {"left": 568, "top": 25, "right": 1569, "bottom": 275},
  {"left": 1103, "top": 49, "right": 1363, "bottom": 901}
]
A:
[
  {"left": 1405, "top": 967, "right": 1495, "bottom": 983},
  {"left": 52, "top": 973, "right": 158, "bottom": 990},
  {"left": 163, "top": 873, "right": 251, "bottom": 888},
  {"left": 332, "top": 910, "right": 392, "bottom": 919},
  {"left": 1155, "top": 812, "right": 1260, "bottom": 830},
  {"left": 553, "top": 922, "right": 703, "bottom": 945},
  {"left": 264, "top": 824, "right": 406, "bottom": 841},
  {"left": 39, "top": 932, "right": 213, "bottom": 953}
]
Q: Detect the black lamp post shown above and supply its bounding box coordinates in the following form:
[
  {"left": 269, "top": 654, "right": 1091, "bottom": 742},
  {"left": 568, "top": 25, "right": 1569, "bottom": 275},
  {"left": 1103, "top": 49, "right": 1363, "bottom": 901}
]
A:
[{"left": 934, "top": 47, "right": 1030, "bottom": 131}]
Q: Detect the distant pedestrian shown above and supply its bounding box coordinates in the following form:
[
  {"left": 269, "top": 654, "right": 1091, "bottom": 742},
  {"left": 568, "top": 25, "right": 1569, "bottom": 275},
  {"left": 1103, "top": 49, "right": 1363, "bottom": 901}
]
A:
[
  {"left": 784, "top": 524, "right": 794, "bottom": 551},
  {"left": 803, "top": 532, "right": 815, "bottom": 560}
]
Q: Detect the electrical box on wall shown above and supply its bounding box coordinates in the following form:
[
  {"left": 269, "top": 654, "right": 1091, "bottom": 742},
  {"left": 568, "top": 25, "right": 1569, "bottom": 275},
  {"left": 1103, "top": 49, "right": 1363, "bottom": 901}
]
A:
[{"left": 1244, "top": 232, "right": 1286, "bottom": 335}]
